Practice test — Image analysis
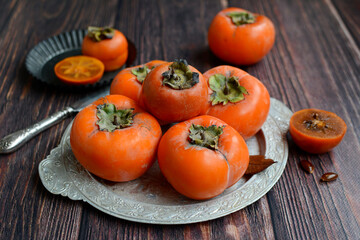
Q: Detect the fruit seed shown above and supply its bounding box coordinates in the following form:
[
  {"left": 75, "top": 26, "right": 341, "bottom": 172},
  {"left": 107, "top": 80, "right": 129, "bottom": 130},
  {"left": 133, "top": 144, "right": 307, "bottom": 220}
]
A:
[
  {"left": 300, "top": 160, "right": 314, "bottom": 174},
  {"left": 320, "top": 172, "right": 338, "bottom": 182}
]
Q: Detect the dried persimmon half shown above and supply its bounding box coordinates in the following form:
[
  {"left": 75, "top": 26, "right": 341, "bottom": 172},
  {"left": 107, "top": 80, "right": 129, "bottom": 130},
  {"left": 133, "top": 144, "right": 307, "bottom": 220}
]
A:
[
  {"left": 54, "top": 56, "right": 104, "bottom": 85},
  {"left": 289, "top": 109, "right": 347, "bottom": 154}
]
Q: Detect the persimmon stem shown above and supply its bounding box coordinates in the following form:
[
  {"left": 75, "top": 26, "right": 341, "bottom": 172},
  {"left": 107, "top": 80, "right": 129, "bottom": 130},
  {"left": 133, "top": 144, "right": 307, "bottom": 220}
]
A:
[
  {"left": 223, "top": 80, "right": 230, "bottom": 95},
  {"left": 188, "top": 124, "right": 224, "bottom": 150},
  {"left": 96, "top": 103, "right": 134, "bottom": 132},
  {"left": 162, "top": 59, "right": 199, "bottom": 90},
  {"left": 87, "top": 26, "right": 115, "bottom": 42},
  {"left": 131, "top": 65, "right": 150, "bottom": 83},
  {"left": 227, "top": 12, "right": 255, "bottom": 26},
  {"left": 209, "top": 74, "right": 248, "bottom": 105}
]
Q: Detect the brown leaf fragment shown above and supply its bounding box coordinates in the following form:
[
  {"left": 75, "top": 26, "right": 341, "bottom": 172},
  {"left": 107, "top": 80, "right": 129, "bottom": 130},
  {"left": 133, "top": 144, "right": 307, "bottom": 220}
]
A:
[{"left": 245, "top": 155, "right": 276, "bottom": 175}]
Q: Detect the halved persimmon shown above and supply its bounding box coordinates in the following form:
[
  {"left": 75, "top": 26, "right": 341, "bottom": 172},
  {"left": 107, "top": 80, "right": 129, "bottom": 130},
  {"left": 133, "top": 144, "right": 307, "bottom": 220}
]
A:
[
  {"left": 54, "top": 56, "right": 104, "bottom": 85},
  {"left": 289, "top": 109, "right": 347, "bottom": 154}
]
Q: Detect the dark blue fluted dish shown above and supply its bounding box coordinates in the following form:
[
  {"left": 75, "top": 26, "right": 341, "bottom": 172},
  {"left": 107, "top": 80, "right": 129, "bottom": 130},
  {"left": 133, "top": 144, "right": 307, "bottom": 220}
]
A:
[{"left": 25, "top": 29, "right": 132, "bottom": 89}]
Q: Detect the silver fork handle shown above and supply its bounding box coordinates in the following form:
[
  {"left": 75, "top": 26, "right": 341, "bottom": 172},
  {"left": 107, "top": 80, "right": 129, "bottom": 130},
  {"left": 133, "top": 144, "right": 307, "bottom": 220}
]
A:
[{"left": 0, "top": 107, "right": 76, "bottom": 154}]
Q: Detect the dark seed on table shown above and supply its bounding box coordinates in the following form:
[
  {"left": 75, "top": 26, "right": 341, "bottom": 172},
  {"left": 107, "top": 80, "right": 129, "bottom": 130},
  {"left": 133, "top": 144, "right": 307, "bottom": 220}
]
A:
[
  {"left": 320, "top": 172, "right": 338, "bottom": 182},
  {"left": 300, "top": 160, "right": 314, "bottom": 173}
]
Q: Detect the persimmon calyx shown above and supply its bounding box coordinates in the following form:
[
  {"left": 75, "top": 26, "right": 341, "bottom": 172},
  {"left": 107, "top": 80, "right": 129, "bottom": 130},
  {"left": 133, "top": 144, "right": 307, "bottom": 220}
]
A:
[
  {"left": 227, "top": 12, "right": 255, "bottom": 26},
  {"left": 162, "top": 59, "right": 199, "bottom": 90},
  {"left": 87, "top": 26, "right": 115, "bottom": 42},
  {"left": 131, "top": 65, "right": 150, "bottom": 83},
  {"left": 209, "top": 74, "right": 248, "bottom": 105},
  {"left": 188, "top": 124, "right": 224, "bottom": 150},
  {"left": 303, "top": 113, "right": 330, "bottom": 132},
  {"left": 96, "top": 103, "right": 134, "bottom": 132}
]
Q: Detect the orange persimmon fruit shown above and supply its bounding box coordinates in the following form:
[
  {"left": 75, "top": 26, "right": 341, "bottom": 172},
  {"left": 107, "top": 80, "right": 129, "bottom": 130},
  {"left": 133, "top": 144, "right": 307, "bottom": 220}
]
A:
[
  {"left": 208, "top": 7, "right": 275, "bottom": 65},
  {"left": 289, "top": 109, "right": 347, "bottom": 154},
  {"left": 82, "top": 26, "right": 128, "bottom": 71},
  {"left": 140, "top": 59, "right": 208, "bottom": 123},
  {"left": 110, "top": 60, "right": 167, "bottom": 103},
  {"left": 70, "top": 95, "right": 162, "bottom": 182},
  {"left": 157, "top": 115, "right": 249, "bottom": 200},
  {"left": 203, "top": 65, "right": 270, "bottom": 140}
]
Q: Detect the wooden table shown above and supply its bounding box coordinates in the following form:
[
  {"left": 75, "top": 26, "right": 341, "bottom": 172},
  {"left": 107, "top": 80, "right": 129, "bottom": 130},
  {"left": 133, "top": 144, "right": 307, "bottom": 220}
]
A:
[{"left": 1, "top": 0, "right": 359, "bottom": 239}]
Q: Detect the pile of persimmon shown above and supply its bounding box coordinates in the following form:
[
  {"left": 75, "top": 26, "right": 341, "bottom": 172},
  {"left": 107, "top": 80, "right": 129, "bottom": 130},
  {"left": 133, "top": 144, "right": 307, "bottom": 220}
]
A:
[
  {"left": 111, "top": 59, "right": 270, "bottom": 138},
  {"left": 71, "top": 58, "right": 273, "bottom": 200},
  {"left": 54, "top": 26, "right": 128, "bottom": 85},
  {"left": 59, "top": 9, "right": 348, "bottom": 199}
]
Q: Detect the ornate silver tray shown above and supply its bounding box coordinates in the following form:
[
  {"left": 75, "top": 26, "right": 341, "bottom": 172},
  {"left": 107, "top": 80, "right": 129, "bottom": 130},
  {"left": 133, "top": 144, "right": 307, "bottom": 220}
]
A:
[{"left": 39, "top": 98, "right": 292, "bottom": 224}]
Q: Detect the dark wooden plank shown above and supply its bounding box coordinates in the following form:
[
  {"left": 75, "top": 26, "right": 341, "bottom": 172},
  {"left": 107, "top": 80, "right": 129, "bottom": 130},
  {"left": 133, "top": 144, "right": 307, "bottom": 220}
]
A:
[
  {"left": 0, "top": 0, "right": 118, "bottom": 239},
  {"left": 331, "top": 0, "right": 360, "bottom": 48},
  {"left": 0, "top": 0, "right": 359, "bottom": 239},
  {"left": 243, "top": 0, "right": 360, "bottom": 239}
]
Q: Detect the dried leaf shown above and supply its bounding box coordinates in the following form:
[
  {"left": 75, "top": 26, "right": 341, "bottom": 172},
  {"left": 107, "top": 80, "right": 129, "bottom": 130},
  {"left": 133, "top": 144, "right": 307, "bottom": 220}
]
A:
[{"left": 245, "top": 155, "right": 276, "bottom": 175}]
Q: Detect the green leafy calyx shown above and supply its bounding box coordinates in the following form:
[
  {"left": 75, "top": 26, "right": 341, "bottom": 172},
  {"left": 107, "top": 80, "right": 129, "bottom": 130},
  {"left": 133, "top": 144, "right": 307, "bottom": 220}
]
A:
[
  {"left": 188, "top": 124, "right": 224, "bottom": 150},
  {"left": 87, "top": 26, "right": 115, "bottom": 42},
  {"left": 162, "top": 59, "right": 199, "bottom": 90},
  {"left": 209, "top": 74, "right": 248, "bottom": 105},
  {"left": 227, "top": 12, "right": 255, "bottom": 26},
  {"left": 131, "top": 65, "right": 150, "bottom": 83},
  {"left": 96, "top": 103, "right": 134, "bottom": 132}
]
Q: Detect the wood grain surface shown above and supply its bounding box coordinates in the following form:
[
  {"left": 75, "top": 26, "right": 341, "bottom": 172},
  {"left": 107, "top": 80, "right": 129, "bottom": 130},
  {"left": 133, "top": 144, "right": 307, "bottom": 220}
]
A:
[{"left": 0, "top": 0, "right": 359, "bottom": 239}]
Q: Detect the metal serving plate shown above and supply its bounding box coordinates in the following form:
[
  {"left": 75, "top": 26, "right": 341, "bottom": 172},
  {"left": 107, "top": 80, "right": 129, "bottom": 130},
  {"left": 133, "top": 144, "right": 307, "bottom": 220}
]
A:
[{"left": 39, "top": 98, "right": 292, "bottom": 224}]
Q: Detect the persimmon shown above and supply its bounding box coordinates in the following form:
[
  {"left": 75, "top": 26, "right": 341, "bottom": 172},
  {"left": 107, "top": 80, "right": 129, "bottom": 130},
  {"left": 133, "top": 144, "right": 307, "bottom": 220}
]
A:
[
  {"left": 82, "top": 26, "right": 128, "bottom": 71},
  {"left": 140, "top": 59, "right": 208, "bottom": 123},
  {"left": 204, "top": 65, "right": 270, "bottom": 139},
  {"left": 289, "top": 109, "right": 347, "bottom": 154},
  {"left": 157, "top": 115, "right": 249, "bottom": 200},
  {"left": 110, "top": 60, "right": 166, "bottom": 102},
  {"left": 54, "top": 56, "right": 104, "bottom": 85},
  {"left": 70, "top": 95, "right": 162, "bottom": 182},
  {"left": 208, "top": 7, "right": 275, "bottom": 65}
]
